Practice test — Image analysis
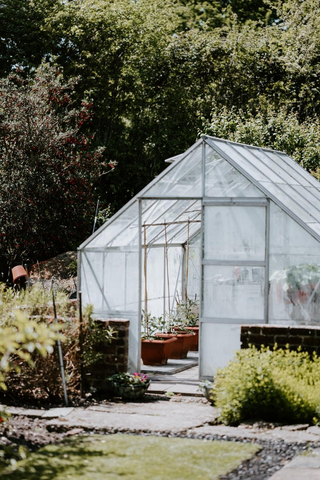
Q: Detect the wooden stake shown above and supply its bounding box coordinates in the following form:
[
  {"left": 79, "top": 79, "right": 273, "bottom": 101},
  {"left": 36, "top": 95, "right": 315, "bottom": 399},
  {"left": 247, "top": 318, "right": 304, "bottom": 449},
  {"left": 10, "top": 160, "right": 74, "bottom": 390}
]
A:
[
  {"left": 79, "top": 291, "right": 84, "bottom": 398},
  {"left": 143, "top": 224, "right": 149, "bottom": 338},
  {"left": 185, "top": 219, "right": 190, "bottom": 303},
  {"left": 164, "top": 222, "right": 170, "bottom": 317},
  {"left": 52, "top": 287, "right": 68, "bottom": 407}
]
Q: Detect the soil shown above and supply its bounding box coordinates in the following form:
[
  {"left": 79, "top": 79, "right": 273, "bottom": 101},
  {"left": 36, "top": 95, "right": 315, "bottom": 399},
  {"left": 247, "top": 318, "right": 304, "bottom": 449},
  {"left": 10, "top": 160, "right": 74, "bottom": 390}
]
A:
[{"left": 29, "top": 251, "right": 77, "bottom": 294}]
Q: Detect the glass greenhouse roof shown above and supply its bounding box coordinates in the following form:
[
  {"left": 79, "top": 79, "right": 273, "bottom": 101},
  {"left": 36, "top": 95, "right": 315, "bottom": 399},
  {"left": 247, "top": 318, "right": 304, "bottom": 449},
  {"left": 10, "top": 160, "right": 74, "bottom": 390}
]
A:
[
  {"left": 80, "top": 135, "right": 320, "bottom": 250},
  {"left": 205, "top": 137, "right": 320, "bottom": 240}
]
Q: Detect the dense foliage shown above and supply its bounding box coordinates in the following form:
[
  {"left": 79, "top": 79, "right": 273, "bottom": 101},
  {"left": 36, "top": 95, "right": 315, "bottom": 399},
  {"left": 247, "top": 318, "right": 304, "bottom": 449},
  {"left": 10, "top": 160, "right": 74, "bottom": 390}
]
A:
[
  {"left": 214, "top": 347, "right": 320, "bottom": 425},
  {"left": 2, "top": 0, "right": 320, "bottom": 262},
  {"left": 0, "top": 64, "right": 111, "bottom": 277},
  {"left": 0, "top": 284, "right": 114, "bottom": 400}
]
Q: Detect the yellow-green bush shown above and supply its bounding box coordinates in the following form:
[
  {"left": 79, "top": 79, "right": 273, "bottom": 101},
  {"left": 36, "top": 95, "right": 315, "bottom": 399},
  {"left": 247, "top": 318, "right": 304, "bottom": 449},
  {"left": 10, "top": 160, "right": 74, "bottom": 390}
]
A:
[
  {"left": 0, "top": 284, "right": 114, "bottom": 400},
  {"left": 214, "top": 347, "right": 320, "bottom": 426}
]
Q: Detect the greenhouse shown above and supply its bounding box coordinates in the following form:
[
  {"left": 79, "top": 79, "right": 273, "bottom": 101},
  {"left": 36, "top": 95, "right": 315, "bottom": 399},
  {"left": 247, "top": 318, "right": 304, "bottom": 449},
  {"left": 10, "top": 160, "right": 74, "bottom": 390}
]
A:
[{"left": 78, "top": 135, "right": 320, "bottom": 378}]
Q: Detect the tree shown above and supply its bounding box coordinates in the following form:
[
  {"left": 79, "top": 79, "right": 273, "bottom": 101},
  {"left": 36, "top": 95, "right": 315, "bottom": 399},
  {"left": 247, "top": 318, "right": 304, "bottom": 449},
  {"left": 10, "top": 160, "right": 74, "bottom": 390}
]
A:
[
  {"left": 0, "top": 0, "right": 58, "bottom": 77},
  {"left": 0, "top": 63, "right": 110, "bottom": 278},
  {"left": 204, "top": 106, "right": 320, "bottom": 173}
]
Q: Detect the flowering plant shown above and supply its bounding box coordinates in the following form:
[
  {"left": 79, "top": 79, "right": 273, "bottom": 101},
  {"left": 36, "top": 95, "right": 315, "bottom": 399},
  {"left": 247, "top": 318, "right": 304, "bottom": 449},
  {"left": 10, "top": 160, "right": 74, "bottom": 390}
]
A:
[{"left": 109, "top": 372, "right": 150, "bottom": 387}]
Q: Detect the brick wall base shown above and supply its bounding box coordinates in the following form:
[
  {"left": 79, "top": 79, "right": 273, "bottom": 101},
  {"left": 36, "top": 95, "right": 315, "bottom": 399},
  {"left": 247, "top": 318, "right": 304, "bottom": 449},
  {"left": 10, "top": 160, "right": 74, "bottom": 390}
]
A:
[
  {"left": 241, "top": 324, "right": 320, "bottom": 355},
  {"left": 85, "top": 318, "right": 129, "bottom": 393}
]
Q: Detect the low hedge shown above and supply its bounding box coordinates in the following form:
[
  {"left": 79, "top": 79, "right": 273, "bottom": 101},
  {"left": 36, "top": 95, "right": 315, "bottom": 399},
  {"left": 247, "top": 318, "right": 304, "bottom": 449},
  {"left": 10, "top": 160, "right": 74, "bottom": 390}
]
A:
[{"left": 214, "top": 346, "right": 320, "bottom": 426}]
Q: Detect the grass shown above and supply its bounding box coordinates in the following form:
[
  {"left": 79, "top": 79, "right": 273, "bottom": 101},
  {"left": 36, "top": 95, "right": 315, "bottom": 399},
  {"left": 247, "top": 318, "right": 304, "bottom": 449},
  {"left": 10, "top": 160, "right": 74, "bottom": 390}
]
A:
[{"left": 3, "top": 434, "right": 259, "bottom": 480}]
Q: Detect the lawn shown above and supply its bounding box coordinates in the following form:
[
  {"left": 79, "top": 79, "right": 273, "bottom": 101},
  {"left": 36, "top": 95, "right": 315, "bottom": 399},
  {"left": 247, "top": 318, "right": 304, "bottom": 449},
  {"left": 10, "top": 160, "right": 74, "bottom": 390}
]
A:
[{"left": 3, "top": 434, "right": 259, "bottom": 480}]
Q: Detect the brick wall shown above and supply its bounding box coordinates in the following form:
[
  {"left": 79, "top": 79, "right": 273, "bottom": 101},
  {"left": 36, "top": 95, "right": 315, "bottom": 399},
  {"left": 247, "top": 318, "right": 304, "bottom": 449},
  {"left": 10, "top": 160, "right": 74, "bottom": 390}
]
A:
[
  {"left": 85, "top": 318, "right": 129, "bottom": 393},
  {"left": 241, "top": 324, "right": 320, "bottom": 355}
]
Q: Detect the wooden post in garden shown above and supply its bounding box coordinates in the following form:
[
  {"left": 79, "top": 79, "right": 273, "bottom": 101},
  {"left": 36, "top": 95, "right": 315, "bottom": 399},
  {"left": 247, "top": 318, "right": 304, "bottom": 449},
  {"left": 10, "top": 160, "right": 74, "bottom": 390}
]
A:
[
  {"left": 78, "top": 291, "right": 85, "bottom": 398},
  {"left": 52, "top": 287, "right": 69, "bottom": 407}
]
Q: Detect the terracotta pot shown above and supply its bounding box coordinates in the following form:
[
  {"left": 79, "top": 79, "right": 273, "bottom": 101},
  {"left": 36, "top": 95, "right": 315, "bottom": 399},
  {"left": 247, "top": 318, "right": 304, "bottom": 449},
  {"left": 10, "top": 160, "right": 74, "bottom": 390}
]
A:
[
  {"left": 185, "top": 326, "right": 199, "bottom": 351},
  {"left": 155, "top": 332, "right": 193, "bottom": 359},
  {"left": 12, "top": 265, "right": 28, "bottom": 284},
  {"left": 141, "top": 337, "right": 177, "bottom": 366}
]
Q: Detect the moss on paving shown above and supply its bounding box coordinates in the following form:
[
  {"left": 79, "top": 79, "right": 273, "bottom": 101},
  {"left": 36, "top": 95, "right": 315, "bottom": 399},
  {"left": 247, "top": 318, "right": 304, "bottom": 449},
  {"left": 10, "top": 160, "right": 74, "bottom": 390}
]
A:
[{"left": 3, "top": 434, "right": 259, "bottom": 480}]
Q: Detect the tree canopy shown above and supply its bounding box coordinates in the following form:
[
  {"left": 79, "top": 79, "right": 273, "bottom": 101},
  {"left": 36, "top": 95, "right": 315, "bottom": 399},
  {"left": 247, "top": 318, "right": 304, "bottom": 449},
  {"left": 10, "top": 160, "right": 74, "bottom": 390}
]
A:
[
  {"left": 0, "top": 63, "right": 110, "bottom": 275},
  {"left": 1, "top": 0, "right": 320, "bottom": 267}
]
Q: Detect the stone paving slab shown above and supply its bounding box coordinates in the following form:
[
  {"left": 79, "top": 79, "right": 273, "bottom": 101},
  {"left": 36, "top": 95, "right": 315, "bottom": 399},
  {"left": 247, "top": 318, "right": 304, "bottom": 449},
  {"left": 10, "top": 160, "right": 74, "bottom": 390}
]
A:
[
  {"left": 269, "top": 449, "right": 320, "bottom": 479},
  {"left": 164, "top": 384, "right": 201, "bottom": 396},
  {"left": 47, "top": 401, "right": 217, "bottom": 433},
  {"left": 142, "top": 357, "right": 198, "bottom": 375},
  {"left": 189, "top": 425, "right": 320, "bottom": 443},
  {"left": 42, "top": 407, "right": 74, "bottom": 418},
  {"left": 307, "top": 426, "right": 320, "bottom": 436},
  {"left": 4, "top": 407, "right": 46, "bottom": 418},
  {"left": 147, "top": 383, "right": 175, "bottom": 394}
]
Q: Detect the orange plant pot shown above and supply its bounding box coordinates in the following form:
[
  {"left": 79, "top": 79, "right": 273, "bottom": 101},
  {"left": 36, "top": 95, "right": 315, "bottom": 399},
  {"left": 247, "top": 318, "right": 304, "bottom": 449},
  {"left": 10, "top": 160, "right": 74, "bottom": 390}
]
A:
[
  {"left": 12, "top": 265, "right": 28, "bottom": 284},
  {"left": 155, "top": 332, "right": 193, "bottom": 359},
  {"left": 141, "top": 337, "right": 177, "bottom": 366},
  {"left": 185, "top": 327, "right": 199, "bottom": 351}
]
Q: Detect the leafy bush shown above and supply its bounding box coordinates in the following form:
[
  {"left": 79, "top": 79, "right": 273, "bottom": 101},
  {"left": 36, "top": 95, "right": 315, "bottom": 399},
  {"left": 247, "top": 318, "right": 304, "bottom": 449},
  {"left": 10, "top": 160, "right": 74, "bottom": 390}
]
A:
[
  {"left": 0, "top": 284, "right": 114, "bottom": 400},
  {"left": 214, "top": 346, "right": 320, "bottom": 426}
]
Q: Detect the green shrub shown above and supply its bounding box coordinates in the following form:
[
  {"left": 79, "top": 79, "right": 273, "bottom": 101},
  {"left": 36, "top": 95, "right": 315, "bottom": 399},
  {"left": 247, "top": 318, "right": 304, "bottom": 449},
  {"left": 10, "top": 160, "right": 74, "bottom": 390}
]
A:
[
  {"left": 0, "top": 284, "right": 114, "bottom": 400},
  {"left": 214, "top": 346, "right": 320, "bottom": 426}
]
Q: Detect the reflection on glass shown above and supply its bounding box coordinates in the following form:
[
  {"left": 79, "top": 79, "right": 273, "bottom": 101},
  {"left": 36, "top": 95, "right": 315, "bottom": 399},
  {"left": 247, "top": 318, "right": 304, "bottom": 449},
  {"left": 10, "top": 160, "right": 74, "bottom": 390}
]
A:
[
  {"left": 204, "top": 206, "right": 266, "bottom": 261},
  {"left": 202, "top": 265, "right": 265, "bottom": 320},
  {"left": 270, "top": 264, "right": 320, "bottom": 324}
]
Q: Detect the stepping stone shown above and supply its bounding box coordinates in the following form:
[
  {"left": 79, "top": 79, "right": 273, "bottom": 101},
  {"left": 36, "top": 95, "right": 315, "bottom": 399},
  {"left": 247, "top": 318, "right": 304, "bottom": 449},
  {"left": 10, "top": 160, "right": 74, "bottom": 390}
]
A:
[
  {"left": 147, "top": 383, "right": 175, "bottom": 394},
  {"left": 164, "top": 384, "right": 202, "bottom": 396},
  {"left": 5, "top": 407, "right": 45, "bottom": 418},
  {"left": 269, "top": 450, "right": 320, "bottom": 479},
  {"left": 42, "top": 408, "right": 74, "bottom": 418}
]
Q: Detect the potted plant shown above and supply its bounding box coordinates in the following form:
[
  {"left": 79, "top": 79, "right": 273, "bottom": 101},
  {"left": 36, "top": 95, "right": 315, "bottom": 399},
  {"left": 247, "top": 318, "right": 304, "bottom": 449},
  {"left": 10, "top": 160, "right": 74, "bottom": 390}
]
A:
[
  {"left": 198, "top": 380, "right": 215, "bottom": 405},
  {"left": 109, "top": 372, "right": 150, "bottom": 400},
  {"left": 154, "top": 311, "right": 194, "bottom": 359},
  {"left": 174, "top": 297, "right": 199, "bottom": 351},
  {"left": 270, "top": 264, "right": 320, "bottom": 306},
  {"left": 141, "top": 312, "right": 177, "bottom": 366}
]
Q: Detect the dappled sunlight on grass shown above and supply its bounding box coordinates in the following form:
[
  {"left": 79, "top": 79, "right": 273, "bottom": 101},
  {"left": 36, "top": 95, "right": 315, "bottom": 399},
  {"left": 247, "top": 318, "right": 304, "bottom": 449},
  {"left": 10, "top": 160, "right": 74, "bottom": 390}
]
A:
[{"left": 3, "top": 434, "right": 259, "bottom": 480}]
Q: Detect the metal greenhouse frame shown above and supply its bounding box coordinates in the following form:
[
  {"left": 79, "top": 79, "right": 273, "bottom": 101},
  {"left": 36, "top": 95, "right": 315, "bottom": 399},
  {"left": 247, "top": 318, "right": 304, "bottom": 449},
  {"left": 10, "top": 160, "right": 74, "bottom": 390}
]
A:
[{"left": 78, "top": 135, "right": 320, "bottom": 378}]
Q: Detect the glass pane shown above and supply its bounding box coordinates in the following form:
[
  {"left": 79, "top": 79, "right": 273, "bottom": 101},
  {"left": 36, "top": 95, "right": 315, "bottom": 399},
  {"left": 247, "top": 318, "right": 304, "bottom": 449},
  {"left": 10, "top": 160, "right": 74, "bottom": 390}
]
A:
[
  {"left": 307, "top": 222, "right": 320, "bottom": 236},
  {"left": 278, "top": 153, "right": 320, "bottom": 189},
  {"left": 142, "top": 145, "right": 202, "bottom": 198},
  {"left": 184, "top": 232, "right": 201, "bottom": 302},
  {"left": 81, "top": 251, "right": 104, "bottom": 310},
  {"left": 253, "top": 150, "right": 300, "bottom": 185},
  {"left": 89, "top": 201, "right": 139, "bottom": 248},
  {"left": 269, "top": 201, "right": 320, "bottom": 324},
  {"left": 202, "top": 265, "right": 265, "bottom": 320},
  {"left": 204, "top": 206, "right": 266, "bottom": 261},
  {"left": 142, "top": 246, "right": 184, "bottom": 319},
  {"left": 142, "top": 247, "right": 165, "bottom": 319},
  {"left": 200, "top": 323, "right": 241, "bottom": 376},
  {"left": 205, "top": 144, "right": 265, "bottom": 197},
  {"left": 260, "top": 181, "right": 316, "bottom": 223},
  {"left": 232, "top": 144, "right": 285, "bottom": 184},
  {"left": 292, "top": 185, "right": 320, "bottom": 213},
  {"left": 103, "top": 251, "right": 139, "bottom": 314},
  {"left": 306, "top": 186, "right": 320, "bottom": 202},
  {"left": 209, "top": 139, "right": 268, "bottom": 182},
  {"left": 142, "top": 199, "right": 201, "bottom": 246},
  {"left": 280, "top": 184, "right": 320, "bottom": 220}
]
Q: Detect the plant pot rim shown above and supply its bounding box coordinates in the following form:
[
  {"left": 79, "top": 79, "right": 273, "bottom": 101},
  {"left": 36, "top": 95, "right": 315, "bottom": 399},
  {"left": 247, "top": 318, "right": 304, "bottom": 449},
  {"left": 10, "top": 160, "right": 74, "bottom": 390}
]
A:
[
  {"left": 156, "top": 332, "right": 194, "bottom": 338},
  {"left": 111, "top": 380, "right": 150, "bottom": 388},
  {"left": 141, "top": 337, "right": 177, "bottom": 344}
]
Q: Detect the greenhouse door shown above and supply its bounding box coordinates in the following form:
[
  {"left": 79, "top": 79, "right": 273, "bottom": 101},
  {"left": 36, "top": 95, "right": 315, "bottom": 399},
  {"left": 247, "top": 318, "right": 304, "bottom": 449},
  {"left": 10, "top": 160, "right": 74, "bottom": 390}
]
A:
[{"left": 200, "top": 198, "right": 268, "bottom": 377}]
